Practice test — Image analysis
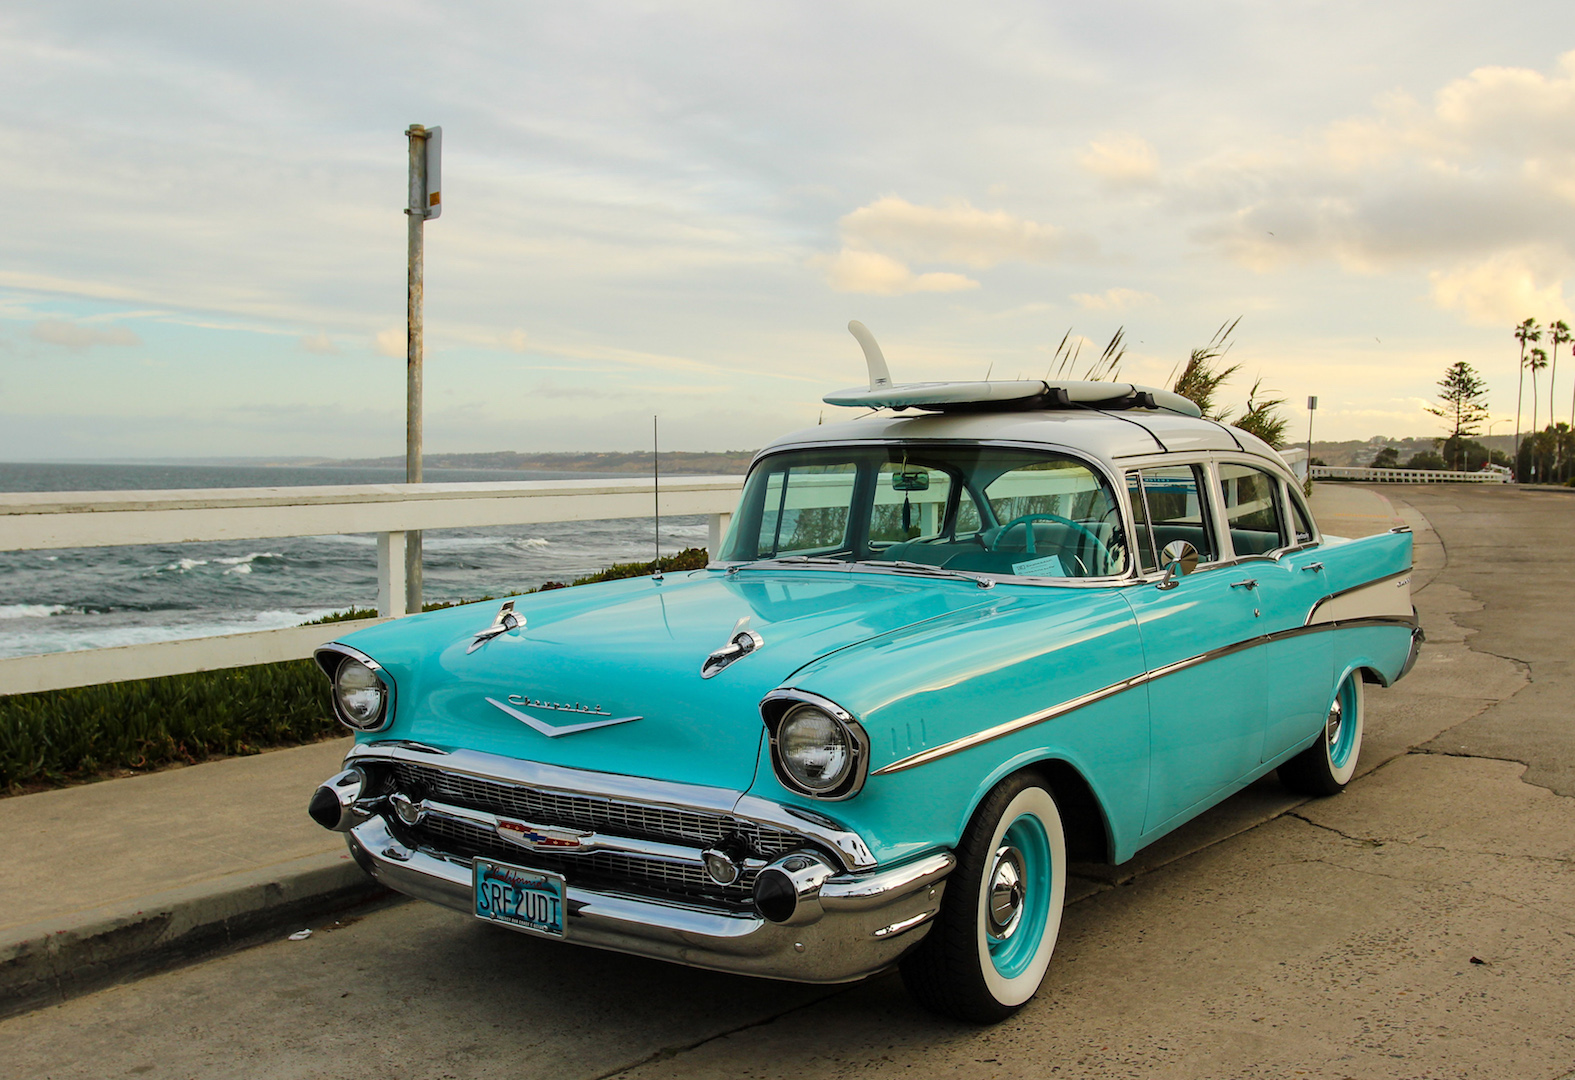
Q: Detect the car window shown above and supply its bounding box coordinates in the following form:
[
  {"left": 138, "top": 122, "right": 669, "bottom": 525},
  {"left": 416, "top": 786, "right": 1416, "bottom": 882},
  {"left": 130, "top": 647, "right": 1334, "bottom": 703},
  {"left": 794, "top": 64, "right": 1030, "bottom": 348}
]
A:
[
  {"left": 1217, "top": 463, "right": 1286, "bottom": 556},
  {"left": 1127, "top": 464, "right": 1216, "bottom": 567},
  {"left": 1288, "top": 488, "right": 1316, "bottom": 545},
  {"left": 1126, "top": 473, "right": 1158, "bottom": 572},
  {"left": 720, "top": 445, "right": 1126, "bottom": 579},
  {"left": 746, "top": 461, "right": 857, "bottom": 558}
]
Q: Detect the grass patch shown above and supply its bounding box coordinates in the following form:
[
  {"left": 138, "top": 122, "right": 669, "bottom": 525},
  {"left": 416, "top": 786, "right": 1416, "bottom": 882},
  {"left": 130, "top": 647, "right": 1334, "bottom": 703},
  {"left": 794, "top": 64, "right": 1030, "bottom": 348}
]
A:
[{"left": 2, "top": 548, "right": 710, "bottom": 794}]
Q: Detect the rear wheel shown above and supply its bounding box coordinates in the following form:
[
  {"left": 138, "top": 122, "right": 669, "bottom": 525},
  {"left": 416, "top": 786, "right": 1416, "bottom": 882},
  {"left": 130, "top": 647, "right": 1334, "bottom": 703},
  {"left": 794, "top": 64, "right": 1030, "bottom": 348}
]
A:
[
  {"left": 1279, "top": 672, "right": 1365, "bottom": 796},
  {"left": 900, "top": 772, "right": 1066, "bottom": 1023}
]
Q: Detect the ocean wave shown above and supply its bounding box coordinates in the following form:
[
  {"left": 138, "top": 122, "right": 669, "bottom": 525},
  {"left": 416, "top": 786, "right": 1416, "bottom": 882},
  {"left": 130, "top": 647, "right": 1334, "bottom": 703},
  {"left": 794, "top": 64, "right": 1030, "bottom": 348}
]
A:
[
  {"left": 161, "top": 557, "right": 209, "bottom": 573},
  {"left": 215, "top": 552, "right": 285, "bottom": 575},
  {"left": 0, "top": 603, "right": 77, "bottom": 620}
]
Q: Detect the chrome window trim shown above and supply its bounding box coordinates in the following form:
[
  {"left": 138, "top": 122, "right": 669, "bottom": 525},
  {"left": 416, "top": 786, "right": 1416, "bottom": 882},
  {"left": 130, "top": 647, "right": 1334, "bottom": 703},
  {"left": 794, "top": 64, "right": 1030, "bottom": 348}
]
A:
[
  {"left": 761, "top": 689, "right": 872, "bottom": 802},
  {"left": 870, "top": 606, "right": 1418, "bottom": 777},
  {"left": 315, "top": 642, "right": 396, "bottom": 733},
  {"left": 710, "top": 437, "right": 1144, "bottom": 588},
  {"left": 343, "top": 741, "right": 878, "bottom": 871}
]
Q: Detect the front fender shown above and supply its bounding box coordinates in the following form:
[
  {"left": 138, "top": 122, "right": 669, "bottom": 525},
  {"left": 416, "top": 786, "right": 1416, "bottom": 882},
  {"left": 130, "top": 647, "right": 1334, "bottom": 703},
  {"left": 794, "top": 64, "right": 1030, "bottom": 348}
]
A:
[{"left": 746, "top": 584, "right": 1150, "bottom": 866}]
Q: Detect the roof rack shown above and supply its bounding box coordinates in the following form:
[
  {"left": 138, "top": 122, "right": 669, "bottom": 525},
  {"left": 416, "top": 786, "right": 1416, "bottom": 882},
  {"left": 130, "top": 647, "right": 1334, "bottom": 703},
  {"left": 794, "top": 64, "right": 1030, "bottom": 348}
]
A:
[{"left": 824, "top": 322, "right": 1203, "bottom": 419}]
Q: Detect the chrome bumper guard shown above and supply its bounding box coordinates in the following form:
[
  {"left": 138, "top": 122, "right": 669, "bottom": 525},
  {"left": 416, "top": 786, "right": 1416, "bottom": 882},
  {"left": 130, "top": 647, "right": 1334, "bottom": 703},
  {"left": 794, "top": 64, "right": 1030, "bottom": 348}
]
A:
[
  {"left": 1398, "top": 620, "right": 1425, "bottom": 681},
  {"left": 345, "top": 817, "right": 953, "bottom": 983}
]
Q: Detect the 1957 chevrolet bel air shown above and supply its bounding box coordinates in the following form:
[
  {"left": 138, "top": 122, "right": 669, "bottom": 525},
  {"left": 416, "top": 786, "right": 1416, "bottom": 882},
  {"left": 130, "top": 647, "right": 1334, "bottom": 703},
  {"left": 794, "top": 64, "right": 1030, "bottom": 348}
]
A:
[{"left": 308, "top": 326, "right": 1420, "bottom": 1022}]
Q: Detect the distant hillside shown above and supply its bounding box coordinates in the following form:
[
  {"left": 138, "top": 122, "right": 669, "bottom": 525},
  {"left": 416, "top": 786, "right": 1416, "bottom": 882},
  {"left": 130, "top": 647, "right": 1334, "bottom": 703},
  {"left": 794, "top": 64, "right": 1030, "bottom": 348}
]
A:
[
  {"left": 333, "top": 450, "right": 759, "bottom": 475},
  {"left": 1311, "top": 434, "right": 1517, "bottom": 467}
]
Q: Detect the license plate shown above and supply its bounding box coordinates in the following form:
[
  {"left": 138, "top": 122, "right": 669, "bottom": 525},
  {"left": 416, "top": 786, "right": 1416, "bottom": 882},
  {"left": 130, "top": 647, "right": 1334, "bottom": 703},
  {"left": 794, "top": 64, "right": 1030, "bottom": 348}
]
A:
[{"left": 473, "top": 858, "right": 567, "bottom": 938}]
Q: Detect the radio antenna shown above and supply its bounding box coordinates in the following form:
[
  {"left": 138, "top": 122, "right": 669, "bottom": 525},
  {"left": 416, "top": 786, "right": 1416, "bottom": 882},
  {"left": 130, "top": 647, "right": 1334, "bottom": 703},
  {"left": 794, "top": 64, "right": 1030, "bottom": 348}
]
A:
[{"left": 652, "top": 415, "right": 662, "bottom": 580}]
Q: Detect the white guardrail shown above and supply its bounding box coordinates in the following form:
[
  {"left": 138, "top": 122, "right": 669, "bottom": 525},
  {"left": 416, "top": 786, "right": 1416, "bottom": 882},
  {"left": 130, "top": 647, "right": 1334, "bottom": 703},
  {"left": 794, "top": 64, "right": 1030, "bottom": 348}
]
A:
[
  {"left": 1310, "top": 466, "right": 1508, "bottom": 484},
  {"left": 0, "top": 477, "right": 743, "bottom": 697}
]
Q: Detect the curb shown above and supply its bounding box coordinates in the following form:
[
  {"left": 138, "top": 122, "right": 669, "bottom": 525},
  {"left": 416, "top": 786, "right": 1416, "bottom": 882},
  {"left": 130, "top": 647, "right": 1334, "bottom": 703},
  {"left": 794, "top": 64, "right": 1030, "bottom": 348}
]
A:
[{"left": 0, "top": 849, "right": 393, "bottom": 1020}]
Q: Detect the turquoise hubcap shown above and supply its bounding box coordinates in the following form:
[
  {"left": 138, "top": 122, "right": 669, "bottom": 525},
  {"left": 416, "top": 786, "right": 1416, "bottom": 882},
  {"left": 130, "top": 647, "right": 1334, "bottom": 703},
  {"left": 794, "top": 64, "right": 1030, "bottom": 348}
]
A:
[
  {"left": 987, "top": 813, "right": 1052, "bottom": 978},
  {"left": 1327, "top": 678, "right": 1358, "bottom": 768}
]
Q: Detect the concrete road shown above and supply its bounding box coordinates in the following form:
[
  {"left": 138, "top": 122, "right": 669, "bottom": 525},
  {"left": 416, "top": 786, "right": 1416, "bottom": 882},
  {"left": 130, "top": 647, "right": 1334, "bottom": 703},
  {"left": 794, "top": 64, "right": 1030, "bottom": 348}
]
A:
[{"left": 3, "top": 484, "right": 1572, "bottom": 1080}]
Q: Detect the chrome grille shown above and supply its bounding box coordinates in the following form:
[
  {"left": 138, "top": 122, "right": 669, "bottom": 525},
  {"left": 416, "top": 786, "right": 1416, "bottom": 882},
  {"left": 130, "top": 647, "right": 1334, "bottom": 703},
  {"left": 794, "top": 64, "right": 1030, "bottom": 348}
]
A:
[
  {"left": 412, "top": 814, "right": 756, "bottom": 903},
  {"left": 386, "top": 762, "right": 805, "bottom": 906},
  {"left": 390, "top": 762, "right": 801, "bottom": 857}
]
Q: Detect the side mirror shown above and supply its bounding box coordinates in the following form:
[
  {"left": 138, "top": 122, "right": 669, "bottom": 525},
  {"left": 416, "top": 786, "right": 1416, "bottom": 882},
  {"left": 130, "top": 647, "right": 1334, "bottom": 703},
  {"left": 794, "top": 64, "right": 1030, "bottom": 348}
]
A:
[{"left": 1157, "top": 540, "right": 1199, "bottom": 590}]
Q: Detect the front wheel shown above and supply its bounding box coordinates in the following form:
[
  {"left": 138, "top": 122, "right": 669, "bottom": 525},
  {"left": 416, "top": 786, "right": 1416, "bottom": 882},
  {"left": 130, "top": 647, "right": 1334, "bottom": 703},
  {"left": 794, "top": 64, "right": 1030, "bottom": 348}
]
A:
[
  {"left": 1279, "top": 672, "right": 1365, "bottom": 796},
  {"left": 900, "top": 772, "right": 1066, "bottom": 1023}
]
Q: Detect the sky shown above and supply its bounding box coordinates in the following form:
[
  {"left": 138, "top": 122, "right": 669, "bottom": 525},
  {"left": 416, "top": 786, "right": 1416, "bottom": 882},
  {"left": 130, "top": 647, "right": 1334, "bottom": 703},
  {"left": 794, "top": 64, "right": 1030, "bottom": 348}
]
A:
[{"left": 4, "top": 1, "right": 1575, "bottom": 459}]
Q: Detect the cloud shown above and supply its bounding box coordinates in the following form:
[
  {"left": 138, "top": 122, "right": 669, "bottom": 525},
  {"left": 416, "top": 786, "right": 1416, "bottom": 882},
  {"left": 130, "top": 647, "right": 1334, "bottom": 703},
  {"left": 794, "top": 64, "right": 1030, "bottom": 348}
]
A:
[
  {"left": 504, "top": 329, "right": 528, "bottom": 353},
  {"left": 299, "top": 332, "right": 339, "bottom": 354},
  {"left": 1190, "top": 51, "right": 1575, "bottom": 285},
  {"left": 1076, "top": 135, "right": 1160, "bottom": 185},
  {"left": 817, "top": 249, "right": 979, "bottom": 296},
  {"left": 30, "top": 320, "right": 140, "bottom": 349},
  {"left": 1071, "top": 287, "right": 1157, "bottom": 311},
  {"left": 374, "top": 328, "right": 405, "bottom": 358},
  {"left": 1429, "top": 249, "right": 1572, "bottom": 327},
  {"left": 837, "top": 197, "right": 1073, "bottom": 269}
]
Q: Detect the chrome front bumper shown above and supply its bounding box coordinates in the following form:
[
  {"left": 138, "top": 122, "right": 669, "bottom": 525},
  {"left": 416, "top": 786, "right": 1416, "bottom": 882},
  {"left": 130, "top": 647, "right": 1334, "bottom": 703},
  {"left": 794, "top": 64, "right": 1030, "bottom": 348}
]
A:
[{"left": 345, "top": 817, "right": 953, "bottom": 983}]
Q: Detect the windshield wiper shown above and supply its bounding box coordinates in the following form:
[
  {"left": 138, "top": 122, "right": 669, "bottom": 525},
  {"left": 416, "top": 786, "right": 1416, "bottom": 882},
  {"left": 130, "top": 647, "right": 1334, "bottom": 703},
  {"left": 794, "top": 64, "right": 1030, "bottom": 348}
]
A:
[
  {"left": 725, "top": 555, "right": 852, "bottom": 575},
  {"left": 857, "top": 560, "right": 996, "bottom": 589}
]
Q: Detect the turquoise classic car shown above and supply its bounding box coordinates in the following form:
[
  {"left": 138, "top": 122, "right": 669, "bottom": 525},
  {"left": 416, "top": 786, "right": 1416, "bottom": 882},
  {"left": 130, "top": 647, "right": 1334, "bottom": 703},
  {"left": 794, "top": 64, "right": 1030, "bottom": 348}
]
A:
[{"left": 308, "top": 333, "right": 1419, "bottom": 1023}]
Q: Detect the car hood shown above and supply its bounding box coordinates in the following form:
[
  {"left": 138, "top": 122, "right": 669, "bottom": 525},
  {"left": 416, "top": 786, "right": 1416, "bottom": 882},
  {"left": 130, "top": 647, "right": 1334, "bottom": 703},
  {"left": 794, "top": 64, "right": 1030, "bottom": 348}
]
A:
[{"left": 333, "top": 568, "right": 996, "bottom": 791}]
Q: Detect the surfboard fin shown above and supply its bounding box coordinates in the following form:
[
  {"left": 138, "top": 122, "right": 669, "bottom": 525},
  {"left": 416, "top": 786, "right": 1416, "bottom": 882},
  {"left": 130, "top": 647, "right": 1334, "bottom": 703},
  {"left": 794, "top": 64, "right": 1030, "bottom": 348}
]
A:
[{"left": 848, "top": 321, "right": 892, "bottom": 391}]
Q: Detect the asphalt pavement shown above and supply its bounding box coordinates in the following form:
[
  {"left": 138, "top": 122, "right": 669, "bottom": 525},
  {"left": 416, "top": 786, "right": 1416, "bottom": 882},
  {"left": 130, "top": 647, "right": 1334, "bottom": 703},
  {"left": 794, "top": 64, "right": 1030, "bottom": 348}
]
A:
[{"left": 1, "top": 482, "right": 1571, "bottom": 1079}]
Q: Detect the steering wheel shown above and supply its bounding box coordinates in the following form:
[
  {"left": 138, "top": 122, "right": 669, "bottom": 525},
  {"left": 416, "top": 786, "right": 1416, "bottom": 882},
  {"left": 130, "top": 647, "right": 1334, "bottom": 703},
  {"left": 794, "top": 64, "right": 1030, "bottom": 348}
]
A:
[{"left": 989, "top": 513, "right": 1115, "bottom": 574}]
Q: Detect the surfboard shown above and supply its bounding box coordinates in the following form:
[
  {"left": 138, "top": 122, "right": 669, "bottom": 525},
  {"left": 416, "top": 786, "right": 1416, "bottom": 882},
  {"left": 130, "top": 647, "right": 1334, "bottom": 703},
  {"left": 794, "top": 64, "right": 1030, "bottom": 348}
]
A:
[{"left": 826, "top": 322, "right": 1203, "bottom": 418}]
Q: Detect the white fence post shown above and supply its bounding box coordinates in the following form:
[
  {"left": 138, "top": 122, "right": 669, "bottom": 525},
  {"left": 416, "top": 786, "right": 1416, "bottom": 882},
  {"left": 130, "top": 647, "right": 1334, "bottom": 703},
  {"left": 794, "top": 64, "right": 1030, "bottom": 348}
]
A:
[
  {"left": 378, "top": 531, "right": 409, "bottom": 617},
  {"left": 708, "top": 512, "right": 732, "bottom": 557}
]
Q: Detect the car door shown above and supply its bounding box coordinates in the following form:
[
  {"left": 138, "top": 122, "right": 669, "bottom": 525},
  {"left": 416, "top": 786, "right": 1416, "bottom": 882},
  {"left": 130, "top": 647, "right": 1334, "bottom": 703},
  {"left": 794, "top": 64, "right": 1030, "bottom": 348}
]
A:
[
  {"left": 1122, "top": 463, "right": 1267, "bottom": 835},
  {"left": 1214, "top": 464, "right": 1335, "bottom": 764}
]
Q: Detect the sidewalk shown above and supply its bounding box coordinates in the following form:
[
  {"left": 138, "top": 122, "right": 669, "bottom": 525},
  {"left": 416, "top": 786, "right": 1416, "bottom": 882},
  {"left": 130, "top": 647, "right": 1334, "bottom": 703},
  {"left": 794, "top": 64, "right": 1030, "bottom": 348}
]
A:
[
  {"left": 0, "top": 484, "right": 1409, "bottom": 1019},
  {"left": 0, "top": 736, "right": 383, "bottom": 1017}
]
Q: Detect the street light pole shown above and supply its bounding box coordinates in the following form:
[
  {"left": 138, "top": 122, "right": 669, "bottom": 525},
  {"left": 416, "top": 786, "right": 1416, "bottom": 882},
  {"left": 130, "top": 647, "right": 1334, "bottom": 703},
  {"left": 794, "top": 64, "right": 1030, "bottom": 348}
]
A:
[
  {"left": 404, "top": 124, "right": 442, "bottom": 614},
  {"left": 1305, "top": 395, "right": 1317, "bottom": 487},
  {"left": 405, "top": 124, "right": 426, "bottom": 615}
]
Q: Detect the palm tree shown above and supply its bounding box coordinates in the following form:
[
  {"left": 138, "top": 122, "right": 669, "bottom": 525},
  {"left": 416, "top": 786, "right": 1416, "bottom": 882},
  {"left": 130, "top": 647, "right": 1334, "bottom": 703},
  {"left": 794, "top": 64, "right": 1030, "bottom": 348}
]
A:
[
  {"left": 1552, "top": 320, "right": 1573, "bottom": 479},
  {"left": 1514, "top": 318, "right": 1541, "bottom": 479},
  {"left": 1528, "top": 346, "right": 1549, "bottom": 480}
]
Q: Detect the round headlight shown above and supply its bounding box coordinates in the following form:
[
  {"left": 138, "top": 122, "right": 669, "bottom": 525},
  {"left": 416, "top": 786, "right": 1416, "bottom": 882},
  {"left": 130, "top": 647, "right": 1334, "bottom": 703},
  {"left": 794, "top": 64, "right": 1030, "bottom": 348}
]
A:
[
  {"left": 334, "top": 658, "right": 387, "bottom": 729},
  {"left": 777, "top": 704, "right": 852, "bottom": 793}
]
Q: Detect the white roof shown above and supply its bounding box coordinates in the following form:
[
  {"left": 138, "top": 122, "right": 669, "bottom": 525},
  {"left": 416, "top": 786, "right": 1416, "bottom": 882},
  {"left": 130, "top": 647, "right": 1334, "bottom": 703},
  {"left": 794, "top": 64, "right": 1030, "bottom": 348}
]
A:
[{"left": 759, "top": 408, "right": 1286, "bottom": 475}]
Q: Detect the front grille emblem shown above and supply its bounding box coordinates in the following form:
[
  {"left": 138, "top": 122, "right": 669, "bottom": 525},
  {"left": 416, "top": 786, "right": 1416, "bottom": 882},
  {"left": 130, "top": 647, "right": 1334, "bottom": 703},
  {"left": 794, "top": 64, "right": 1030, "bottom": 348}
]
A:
[
  {"left": 495, "top": 819, "right": 591, "bottom": 850},
  {"left": 486, "top": 697, "right": 642, "bottom": 737}
]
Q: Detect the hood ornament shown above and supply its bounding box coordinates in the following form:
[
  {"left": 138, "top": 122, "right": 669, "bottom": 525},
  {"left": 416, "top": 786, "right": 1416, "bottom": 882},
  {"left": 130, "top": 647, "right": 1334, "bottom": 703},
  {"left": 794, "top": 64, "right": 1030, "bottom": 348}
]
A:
[
  {"left": 701, "top": 616, "right": 765, "bottom": 679},
  {"left": 468, "top": 600, "right": 524, "bottom": 653},
  {"left": 486, "top": 696, "right": 642, "bottom": 737}
]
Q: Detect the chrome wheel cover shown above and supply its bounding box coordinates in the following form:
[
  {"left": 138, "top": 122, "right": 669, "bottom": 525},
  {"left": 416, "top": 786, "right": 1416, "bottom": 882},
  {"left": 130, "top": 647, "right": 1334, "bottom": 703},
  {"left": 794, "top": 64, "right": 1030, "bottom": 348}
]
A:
[{"left": 986, "top": 845, "right": 1026, "bottom": 941}]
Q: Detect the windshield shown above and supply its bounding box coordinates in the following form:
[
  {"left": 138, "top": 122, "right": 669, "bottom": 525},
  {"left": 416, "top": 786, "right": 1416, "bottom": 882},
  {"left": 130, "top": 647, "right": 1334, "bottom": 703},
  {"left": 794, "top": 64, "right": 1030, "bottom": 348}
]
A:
[{"left": 718, "top": 444, "right": 1129, "bottom": 579}]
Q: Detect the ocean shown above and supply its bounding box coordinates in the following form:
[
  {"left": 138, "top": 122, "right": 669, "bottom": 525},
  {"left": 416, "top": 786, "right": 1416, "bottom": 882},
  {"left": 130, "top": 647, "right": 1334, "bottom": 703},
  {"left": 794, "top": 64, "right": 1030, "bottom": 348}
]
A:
[{"left": 0, "top": 462, "right": 713, "bottom": 662}]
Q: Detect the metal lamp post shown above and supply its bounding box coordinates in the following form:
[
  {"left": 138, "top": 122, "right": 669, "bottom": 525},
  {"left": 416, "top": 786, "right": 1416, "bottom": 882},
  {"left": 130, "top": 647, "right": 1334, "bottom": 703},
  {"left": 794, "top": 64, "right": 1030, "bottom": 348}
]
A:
[{"left": 405, "top": 124, "right": 441, "bottom": 614}]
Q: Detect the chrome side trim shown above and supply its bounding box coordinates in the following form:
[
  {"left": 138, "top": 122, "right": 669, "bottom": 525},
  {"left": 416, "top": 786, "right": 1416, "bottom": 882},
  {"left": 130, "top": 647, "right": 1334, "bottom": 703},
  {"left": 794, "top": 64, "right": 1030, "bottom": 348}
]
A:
[
  {"left": 343, "top": 742, "right": 880, "bottom": 872},
  {"left": 870, "top": 615, "right": 1419, "bottom": 777}
]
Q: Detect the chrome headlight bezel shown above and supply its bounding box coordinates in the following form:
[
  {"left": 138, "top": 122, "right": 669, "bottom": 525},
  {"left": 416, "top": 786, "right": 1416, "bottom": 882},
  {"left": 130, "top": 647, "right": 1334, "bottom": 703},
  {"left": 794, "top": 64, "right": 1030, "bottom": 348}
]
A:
[
  {"left": 761, "top": 689, "right": 870, "bottom": 801},
  {"left": 314, "top": 644, "right": 395, "bottom": 733}
]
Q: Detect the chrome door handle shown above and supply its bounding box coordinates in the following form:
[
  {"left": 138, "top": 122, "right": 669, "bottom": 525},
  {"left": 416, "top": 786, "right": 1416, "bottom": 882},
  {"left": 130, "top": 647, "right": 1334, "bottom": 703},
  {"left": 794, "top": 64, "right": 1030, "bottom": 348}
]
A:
[
  {"left": 1231, "top": 579, "right": 1258, "bottom": 590},
  {"left": 1302, "top": 562, "right": 1325, "bottom": 572}
]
